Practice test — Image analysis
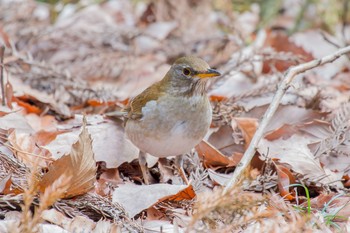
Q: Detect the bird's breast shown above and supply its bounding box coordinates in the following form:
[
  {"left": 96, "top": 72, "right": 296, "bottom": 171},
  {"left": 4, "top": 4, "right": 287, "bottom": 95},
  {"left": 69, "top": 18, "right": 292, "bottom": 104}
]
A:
[{"left": 125, "top": 95, "right": 212, "bottom": 157}]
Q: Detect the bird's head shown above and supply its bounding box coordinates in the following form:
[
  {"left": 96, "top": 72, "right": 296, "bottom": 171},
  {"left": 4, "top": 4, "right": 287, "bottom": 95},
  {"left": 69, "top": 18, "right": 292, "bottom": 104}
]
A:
[{"left": 163, "top": 56, "right": 221, "bottom": 96}]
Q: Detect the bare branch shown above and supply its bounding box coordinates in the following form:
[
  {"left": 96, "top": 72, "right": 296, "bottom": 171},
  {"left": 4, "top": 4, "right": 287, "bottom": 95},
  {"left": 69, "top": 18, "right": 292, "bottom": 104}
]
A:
[{"left": 224, "top": 45, "right": 350, "bottom": 193}]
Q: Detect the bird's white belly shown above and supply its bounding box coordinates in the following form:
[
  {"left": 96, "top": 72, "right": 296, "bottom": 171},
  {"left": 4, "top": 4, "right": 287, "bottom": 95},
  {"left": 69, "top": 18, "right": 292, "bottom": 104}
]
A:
[
  {"left": 136, "top": 121, "right": 202, "bottom": 157},
  {"left": 125, "top": 95, "right": 211, "bottom": 157}
]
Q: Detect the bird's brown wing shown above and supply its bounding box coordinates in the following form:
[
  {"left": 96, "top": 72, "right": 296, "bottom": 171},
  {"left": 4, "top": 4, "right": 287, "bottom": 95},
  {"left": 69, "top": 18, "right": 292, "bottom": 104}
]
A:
[{"left": 124, "top": 81, "right": 166, "bottom": 121}]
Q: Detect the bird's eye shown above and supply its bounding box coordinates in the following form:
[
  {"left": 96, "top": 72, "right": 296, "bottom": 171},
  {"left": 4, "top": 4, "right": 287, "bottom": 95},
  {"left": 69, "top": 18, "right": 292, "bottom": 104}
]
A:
[{"left": 182, "top": 68, "right": 191, "bottom": 76}]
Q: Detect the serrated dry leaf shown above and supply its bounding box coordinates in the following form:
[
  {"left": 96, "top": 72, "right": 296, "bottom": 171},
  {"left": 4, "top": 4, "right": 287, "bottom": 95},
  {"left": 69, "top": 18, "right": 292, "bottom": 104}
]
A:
[{"left": 39, "top": 118, "right": 97, "bottom": 198}]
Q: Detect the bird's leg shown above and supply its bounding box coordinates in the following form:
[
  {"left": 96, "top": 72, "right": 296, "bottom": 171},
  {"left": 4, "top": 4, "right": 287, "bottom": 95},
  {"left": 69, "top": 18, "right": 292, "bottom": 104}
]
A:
[
  {"left": 139, "top": 151, "right": 155, "bottom": 185},
  {"left": 175, "top": 155, "right": 189, "bottom": 185}
]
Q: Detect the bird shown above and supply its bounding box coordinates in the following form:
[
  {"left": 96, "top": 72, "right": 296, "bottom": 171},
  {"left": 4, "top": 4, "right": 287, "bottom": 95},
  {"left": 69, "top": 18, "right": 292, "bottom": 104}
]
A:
[{"left": 123, "top": 56, "right": 220, "bottom": 184}]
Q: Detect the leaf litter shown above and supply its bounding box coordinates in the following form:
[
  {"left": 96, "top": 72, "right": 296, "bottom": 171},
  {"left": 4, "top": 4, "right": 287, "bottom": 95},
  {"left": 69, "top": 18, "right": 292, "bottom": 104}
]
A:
[{"left": 0, "top": 0, "right": 350, "bottom": 232}]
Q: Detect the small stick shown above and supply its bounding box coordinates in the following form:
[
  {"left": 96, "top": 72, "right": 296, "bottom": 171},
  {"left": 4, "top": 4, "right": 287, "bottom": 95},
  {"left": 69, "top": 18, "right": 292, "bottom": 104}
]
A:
[
  {"left": 224, "top": 45, "right": 350, "bottom": 193},
  {"left": 0, "top": 45, "right": 4, "bottom": 106}
]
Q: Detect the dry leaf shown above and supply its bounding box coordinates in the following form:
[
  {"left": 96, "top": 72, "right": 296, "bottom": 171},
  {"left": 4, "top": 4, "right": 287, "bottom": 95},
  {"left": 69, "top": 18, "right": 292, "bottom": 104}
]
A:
[
  {"left": 273, "top": 160, "right": 296, "bottom": 201},
  {"left": 112, "top": 183, "right": 190, "bottom": 217},
  {"left": 207, "top": 169, "right": 232, "bottom": 186},
  {"left": 0, "top": 112, "right": 33, "bottom": 133},
  {"left": 39, "top": 117, "right": 97, "bottom": 198},
  {"left": 195, "top": 140, "right": 239, "bottom": 168},
  {"left": 233, "top": 117, "right": 259, "bottom": 149},
  {"left": 0, "top": 174, "right": 12, "bottom": 194},
  {"left": 88, "top": 119, "right": 139, "bottom": 168},
  {"left": 160, "top": 185, "right": 195, "bottom": 202},
  {"left": 258, "top": 135, "right": 343, "bottom": 188},
  {"left": 43, "top": 116, "right": 139, "bottom": 167}
]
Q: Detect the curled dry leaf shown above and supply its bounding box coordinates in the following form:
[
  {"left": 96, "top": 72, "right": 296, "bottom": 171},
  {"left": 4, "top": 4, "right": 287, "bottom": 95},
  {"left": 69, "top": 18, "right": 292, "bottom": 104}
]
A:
[
  {"left": 195, "top": 140, "right": 240, "bottom": 168},
  {"left": 272, "top": 160, "right": 296, "bottom": 201},
  {"left": 0, "top": 174, "right": 12, "bottom": 194},
  {"left": 39, "top": 117, "right": 97, "bottom": 198}
]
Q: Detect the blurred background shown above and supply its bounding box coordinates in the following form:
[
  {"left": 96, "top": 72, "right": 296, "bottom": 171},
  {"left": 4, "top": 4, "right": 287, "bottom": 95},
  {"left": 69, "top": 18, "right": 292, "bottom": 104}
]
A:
[{"left": 1, "top": 0, "right": 349, "bottom": 106}]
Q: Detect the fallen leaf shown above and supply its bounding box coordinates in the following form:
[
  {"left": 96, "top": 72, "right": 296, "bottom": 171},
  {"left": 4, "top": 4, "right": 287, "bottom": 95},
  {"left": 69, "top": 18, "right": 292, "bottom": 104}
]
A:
[
  {"left": 291, "top": 30, "right": 349, "bottom": 80},
  {"left": 0, "top": 174, "right": 12, "bottom": 194},
  {"left": 208, "top": 169, "right": 232, "bottom": 186},
  {"left": 272, "top": 160, "right": 296, "bottom": 201},
  {"left": 8, "top": 130, "right": 49, "bottom": 167},
  {"left": 258, "top": 135, "right": 343, "bottom": 188},
  {"left": 39, "top": 117, "right": 97, "bottom": 198},
  {"left": 195, "top": 140, "right": 240, "bottom": 168},
  {"left": 0, "top": 106, "right": 15, "bottom": 117},
  {"left": 161, "top": 185, "right": 195, "bottom": 202},
  {"left": 309, "top": 193, "right": 350, "bottom": 222},
  {"left": 233, "top": 117, "right": 259, "bottom": 149},
  {"left": 43, "top": 115, "right": 139, "bottom": 167},
  {"left": 13, "top": 96, "right": 42, "bottom": 114},
  {"left": 42, "top": 209, "right": 95, "bottom": 232},
  {"left": 0, "top": 111, "right": 33, "bottom": 133},
  {"left": 112, "top": 183, "right": 190, "bottom": 218},
  {"left": 262, "top": 29, "right": 313, "bottom": 73},
  {"left": 88, "top": 119, "right": 139, "bottom": 168}
]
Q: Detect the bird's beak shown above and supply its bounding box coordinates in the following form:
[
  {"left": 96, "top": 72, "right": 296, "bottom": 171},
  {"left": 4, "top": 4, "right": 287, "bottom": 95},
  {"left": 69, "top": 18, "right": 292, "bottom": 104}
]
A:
[{"left": 196, "top": 68, "right": 221, "bottom": 79}]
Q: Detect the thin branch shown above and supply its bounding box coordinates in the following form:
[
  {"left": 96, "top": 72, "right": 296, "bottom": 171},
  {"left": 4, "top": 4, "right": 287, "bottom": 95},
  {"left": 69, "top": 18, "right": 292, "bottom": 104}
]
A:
[
  {"left": 0, "top": 45, "right": 5, "bottom": 106},
  {"left": 223, "top": 45, "right": 350, "bottom": 193}
]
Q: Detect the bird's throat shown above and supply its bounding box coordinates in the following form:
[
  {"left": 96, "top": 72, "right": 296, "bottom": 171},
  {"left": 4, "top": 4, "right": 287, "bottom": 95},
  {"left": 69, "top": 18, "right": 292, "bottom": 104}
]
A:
[{"left": 165, "top": 78, "right": 208, "bottom": 97}]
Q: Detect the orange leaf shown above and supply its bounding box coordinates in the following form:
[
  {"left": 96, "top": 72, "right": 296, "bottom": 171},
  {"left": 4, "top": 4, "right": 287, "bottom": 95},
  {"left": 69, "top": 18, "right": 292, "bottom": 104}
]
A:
[
  {"left": 209, "top": 95, "right": 227, "bottom": 102},
  {"left": 13, "top": 97, "right": 42, "bottom": 114},
  {"left": 273, "top": 160, "right": 296, "bottom": 201},
  {"left": 87, "top": 99, "right": 117, "bottom": 107},
  {"left": 195, "top": 140, "right": 240, "bottom": 168},
  {"left": 0, "top": 174, "right": 12, "bottom": 194},
  {"left": 161, "top": 185, "right": 196, "bottom": 202}
]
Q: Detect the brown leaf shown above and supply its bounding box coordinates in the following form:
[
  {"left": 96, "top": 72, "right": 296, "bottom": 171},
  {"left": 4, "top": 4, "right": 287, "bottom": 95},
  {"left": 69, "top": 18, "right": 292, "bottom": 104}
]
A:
[
  {"left": 258, "top": 135, "right": 343, "bottom": 188},
  {"left": 273, "top": 160, "right": 296, "bottom": 201},
  {"left": 195, "top": 140, "right": 240, "bottom": 168},
  {"left": 0, "top": 174, "right": 12, "bottom": 194},
  {"left": 309, "top": 193, "right": 350, "bottom": 222},
  {"left": 161, "top": 185, "right": 195, "bottom": 202},
  {"left": 262, "top": 29, "right": 313, "bottom": 73},
  {"left": 39, "top": 117, "right": 97, "bottom": 198},
  {"left": 233, "top": 117, "right": 259, "bottom": 149}
]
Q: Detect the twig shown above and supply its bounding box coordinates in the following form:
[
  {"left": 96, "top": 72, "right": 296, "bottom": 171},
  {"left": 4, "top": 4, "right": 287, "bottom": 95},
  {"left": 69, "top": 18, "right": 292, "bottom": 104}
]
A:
[
  {"left": 0, "top": 45, "right": 5, "bottom": 106},
  {"left": 223, "top": 45, "right": 350, "bottom": 193}
]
